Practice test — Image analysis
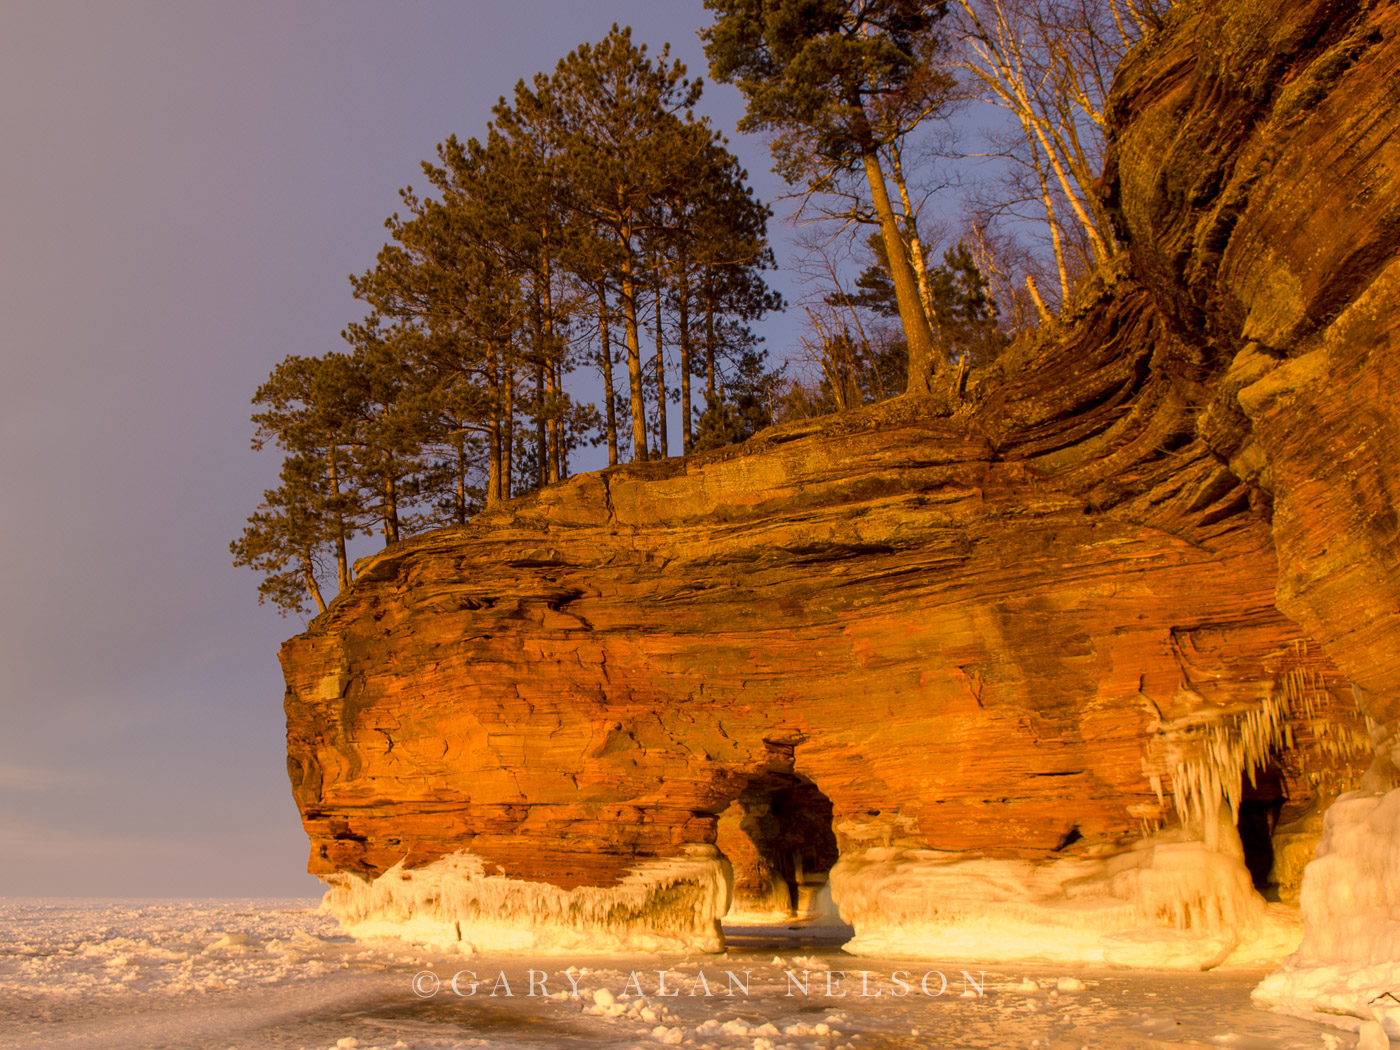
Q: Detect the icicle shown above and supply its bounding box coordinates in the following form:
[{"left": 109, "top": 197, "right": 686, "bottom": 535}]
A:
[{"left": 1145, "top": 657, "right": 1367, "bottom": 839}]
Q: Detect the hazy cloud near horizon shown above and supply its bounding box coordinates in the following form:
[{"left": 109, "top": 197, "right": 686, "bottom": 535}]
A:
[{"left": 0, "top": 0, "right": 800, "bottom": 896}]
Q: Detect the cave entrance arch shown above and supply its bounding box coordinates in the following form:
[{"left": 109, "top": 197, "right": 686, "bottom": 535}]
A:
[{"left": 715, "top": 772, "right": 841, "bottom": 923}]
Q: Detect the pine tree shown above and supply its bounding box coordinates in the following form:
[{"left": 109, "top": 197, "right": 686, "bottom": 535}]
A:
[
  {"left": 352, "top": 141, "right": 521, "bottom": 505},
  {"left": 235, "top": 27, "right": 790, "bottom": 615},
  {"left": 230, "top": 456, "right": 336, "bottom": 617},
  {"left": 339, "top": 316, "right": 439, "bottom": 543},
  {"left": 479, "top": 91, "right": 574, "bottom": 486},
  {"left": 927, "top": 241, "right": 1006, "bottom": 368},
  {"left": 691, "top": 348, "right": 782, "bottom": 453},
  {"left": 839, "top": 235, "right": 1006, "bottom": 371},
  {"left": 232, "top": 353, "right": 367, "bottom": 614},
  {"left": 703, "top": 0, "right": 953, "bottom": 396},
  {"left": 547, "top": 25, "right": 704, "bottom": 461},
  {"left": 665, "top": 141, "right": 781, "bottom": 452}
]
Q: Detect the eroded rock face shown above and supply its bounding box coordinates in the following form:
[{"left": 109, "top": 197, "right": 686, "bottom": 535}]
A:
[
  {"left": 1107, "top": 0, "right": 1400, "bottom": 727},
  {"left": 283, "top": 0, "right": 1396, "bottom": 963}
]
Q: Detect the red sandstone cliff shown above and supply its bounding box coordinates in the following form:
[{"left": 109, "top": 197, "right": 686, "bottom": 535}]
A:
[{"left": 280, "top": 0, "right": 1397, "bottom": 964}]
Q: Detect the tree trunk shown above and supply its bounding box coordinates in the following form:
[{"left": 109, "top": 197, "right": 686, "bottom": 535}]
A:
[
  {"left": 679, "top": 272, "right": 692, "bottom": 454},
  {"left": 327, "top": 445, "right": 350, "bottom": 592},
  {"left": 598, "top": 285, "right": 618, "bottom": 467},
  {"left": 655, "top": 292, "right": 668, "bottom": 458},
  {"left": 553, "top": 357, "right": 566, "bottom": 481},
  {"left": 531, "top": 279, "right": 546, "bottom": 489},
  {"left": 704, "top": 284, "right": 717, "bottom": 403},
  {"left": 487, "top": 419, "right": 502, "bottom": 505},
  {"left": 503, "top": 366, "right": 515, "bottom": 498},
  {"left": 534, "top": 359, "right": 546, "bottom": 489},
  {"left": 1027, "top": 122, "right": 1070, "bottom": 305},
  {"left": 541, "top": 255, "right": 561, "bottom": 485},
  {"left": 888, "top": 146, "right": 938, "bottom": 326},
  {"left": 1026, "top": 274, "right": 1053, "bottom": 325},
  {"left": 620, "top": 250, "right": 649, "bottom": 461},
  {"left": 303, "top": 558, "right": 327, "bottom": 614},
  {"left": 380, "top": 405, "right": 400, "bottom": 544},
  {"left": 861, "top": 149, "right": 939, "bottom": 395},
  {"left": 955, "top": 0, "right": 1111, "bottom": 267},
  {"left": 453, "top": 432, "right": 467, "bottom": 524},
  {"left": 383, "top": 473, "right": 399, "bottom": 544},
  {"left": 486, "top": 345, "right": 503, "bottom": 506}
]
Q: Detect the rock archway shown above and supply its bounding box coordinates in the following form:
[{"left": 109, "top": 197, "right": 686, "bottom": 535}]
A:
[{"left": 715, "top": 773, "right": 840, "bottom": 923}]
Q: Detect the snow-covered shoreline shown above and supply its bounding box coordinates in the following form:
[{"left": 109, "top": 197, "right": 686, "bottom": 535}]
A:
[{"left": 0, "top": 898, "right": 1362, "bottom": 1049}]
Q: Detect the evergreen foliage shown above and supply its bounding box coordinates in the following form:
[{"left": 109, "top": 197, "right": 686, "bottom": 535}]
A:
[
  {"left": 234, "top": 26, "right": 781, "bottom": 617},
  {"left": 702, "top": 0, "right": 954, "bottom": 395},
  {"left": 233, "top": 15, "right": 1032, "bottom": 618},
  {"left": 691, "top": 349, "right": 784, "bottom": 453},
  {"left": 838, "top": 235, "right": 1007, "bottom": 368}
]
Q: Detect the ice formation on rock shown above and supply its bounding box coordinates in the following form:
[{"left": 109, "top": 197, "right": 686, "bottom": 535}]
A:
[
  {"left": 1143, "top": 689, "right": 1290, "bottom": 844},
  {"left": 1255, "top": 759, "right": 1400, "bottom": 1037},
  {"left": 830, "top": 817, "right": 1299, "bottom": 969},
  {"left": 321, "top": 846, "right": 732, "bottom": 954},
  {"left": 820, "top": 670, "right": 1353, "bottom": 970},
  {"left": 816, "top": 644, "right": 1382, "bottom": 970}
]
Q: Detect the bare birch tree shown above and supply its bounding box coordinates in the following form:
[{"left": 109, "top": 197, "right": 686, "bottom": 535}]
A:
[{"left": 949, "top": 0, "right": 1171, "bottom": 305}]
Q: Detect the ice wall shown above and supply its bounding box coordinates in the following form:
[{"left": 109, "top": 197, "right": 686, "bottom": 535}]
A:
[
  {"left": 1255, "top": 772, "right": 1400, "bottom": 1036},
  {"left": 829, "top": 682, "right": 1346, "bottom": 969},
  {"left": 322, "top": 846, "right": 732, "bottom": 954},
  {"left": 832, "top": 820, "right": 1298, "bottom": 969}
]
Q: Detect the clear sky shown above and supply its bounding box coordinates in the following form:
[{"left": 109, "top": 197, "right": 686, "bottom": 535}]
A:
[{"left": 0, "top": 0, "right": 823, "bottom": 897}]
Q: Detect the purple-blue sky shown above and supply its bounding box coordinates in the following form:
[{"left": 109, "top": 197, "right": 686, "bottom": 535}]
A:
[{"left": 0, "top": 0, "right": 819, "bottom": 897}]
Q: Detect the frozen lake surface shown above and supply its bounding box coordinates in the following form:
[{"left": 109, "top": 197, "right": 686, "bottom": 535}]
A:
[{"left": 0, "top": 899, "right": 1357, "bottom": 1049}]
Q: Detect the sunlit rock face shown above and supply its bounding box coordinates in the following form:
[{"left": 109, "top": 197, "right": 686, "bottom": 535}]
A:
[
  {"left": 1107, "top": 0, "right": 1400, "bottom": 729},
  {"left": 282, "top": 0, "right": 1396, "bottom": 964},
  {"left": 1104, "top": 0, "right": 1400, "bottom": 1024}
]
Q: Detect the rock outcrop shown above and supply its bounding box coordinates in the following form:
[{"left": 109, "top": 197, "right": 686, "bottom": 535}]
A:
[
  {"left": 1106, "top": 0, "right": 1400, "bottom": 724},
  {"left": 282, "top": 0, "right": 1397, "bottom": 972}
]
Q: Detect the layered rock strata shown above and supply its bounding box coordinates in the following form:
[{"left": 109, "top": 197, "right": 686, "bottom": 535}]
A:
[{"left": 283, "top": 0, "right": 1396, "bottom": 972}]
